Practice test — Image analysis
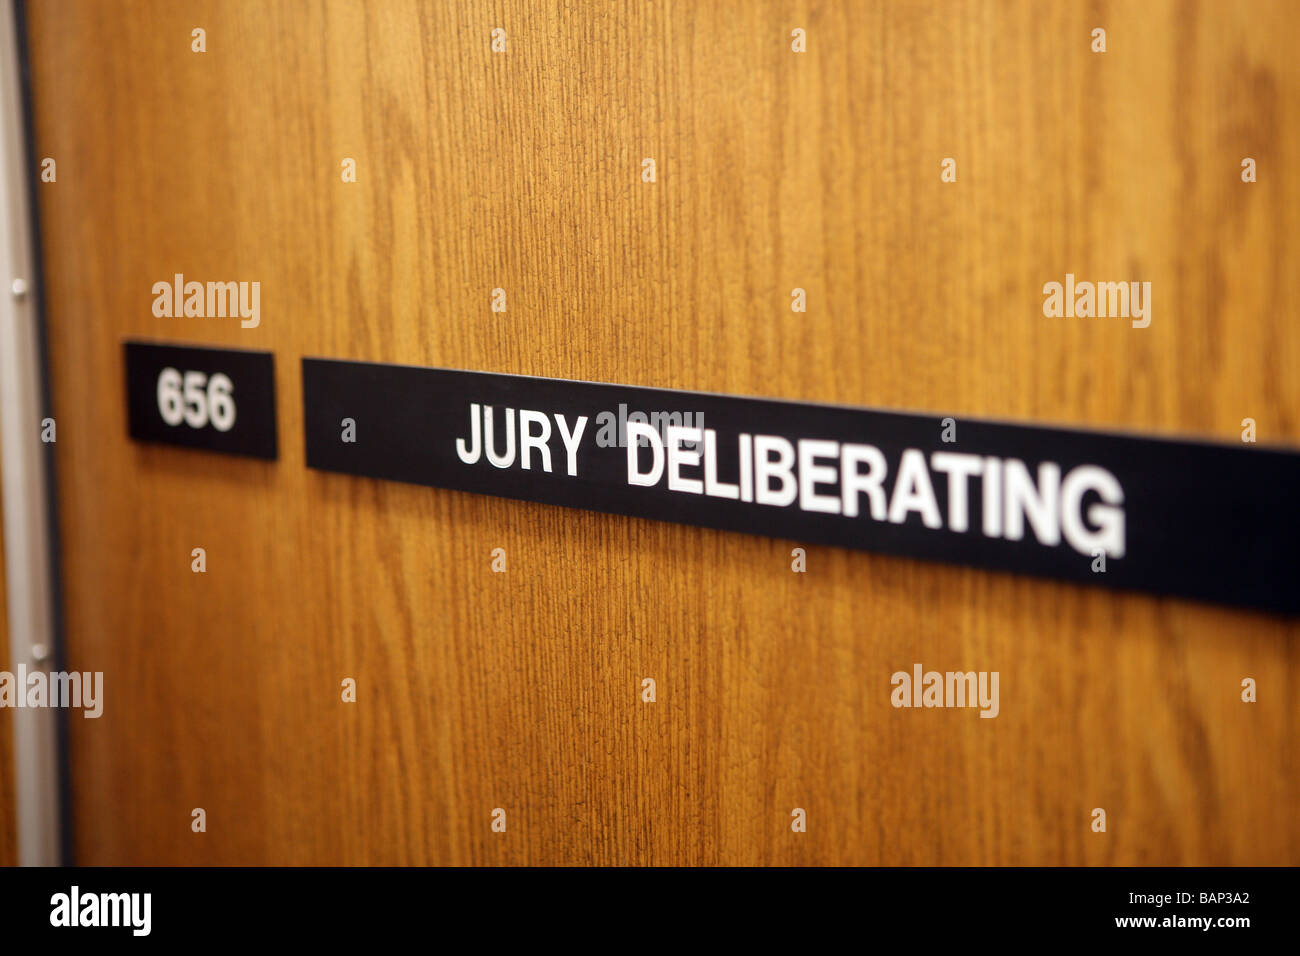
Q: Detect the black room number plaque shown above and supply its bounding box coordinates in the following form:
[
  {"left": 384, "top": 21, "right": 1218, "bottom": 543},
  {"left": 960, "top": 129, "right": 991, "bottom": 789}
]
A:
[
  {"left": 301, "top": 358, "right": 1300, "bottom": 614},
  {"left": 124, "top": 341, "right": 278, "bottom": 459}
]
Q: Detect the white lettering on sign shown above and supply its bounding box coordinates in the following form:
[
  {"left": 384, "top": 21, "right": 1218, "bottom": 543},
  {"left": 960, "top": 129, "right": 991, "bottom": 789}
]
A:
[
  {"left": 453, "top": 403, "right": 1126, "bottom": 559},
  {"left": 455, "top": 403, "right": 588, "bottom": 476},
  {"left": 628, "top": 426, "right": 1125, "bottom": 559},
  {"left": 156, "top": 367, "right": 236, "bottom": 432}
]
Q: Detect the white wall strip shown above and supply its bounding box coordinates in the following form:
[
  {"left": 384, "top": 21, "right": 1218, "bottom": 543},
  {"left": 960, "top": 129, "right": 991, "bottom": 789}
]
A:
[{"left": 0, "top": 0, "right": 63, "bottom": 867}]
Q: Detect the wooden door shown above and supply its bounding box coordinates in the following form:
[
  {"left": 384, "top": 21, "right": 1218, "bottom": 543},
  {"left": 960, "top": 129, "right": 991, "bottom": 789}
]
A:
[{"left": 22, "top": 0, "right": 1300, "bottom": 865}]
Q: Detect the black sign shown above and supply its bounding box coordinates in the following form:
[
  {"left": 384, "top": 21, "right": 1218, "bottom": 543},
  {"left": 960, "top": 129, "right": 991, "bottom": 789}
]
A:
[
  {"left": 124, "top": 342, "right": 277, "bottom": 459},
  {"left": 301, "top": 358, "right": 1300, "bottom": 614}
]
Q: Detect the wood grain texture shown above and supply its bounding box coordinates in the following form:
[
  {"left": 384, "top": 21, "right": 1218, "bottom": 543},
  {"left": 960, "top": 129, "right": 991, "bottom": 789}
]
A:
[{"left": 22, "top": 0, "right": 1300, "bottom": 865}]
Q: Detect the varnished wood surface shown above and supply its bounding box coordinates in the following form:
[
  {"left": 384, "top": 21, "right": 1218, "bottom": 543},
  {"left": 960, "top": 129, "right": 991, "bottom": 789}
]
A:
[{"left": 22, "top": 0, "right": 1300, "bottom": 864}]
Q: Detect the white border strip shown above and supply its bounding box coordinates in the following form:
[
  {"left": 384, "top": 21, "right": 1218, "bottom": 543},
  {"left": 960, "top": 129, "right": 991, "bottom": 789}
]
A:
[{"left": 0, "top": 0, "right": 62, "bottom": 866}]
